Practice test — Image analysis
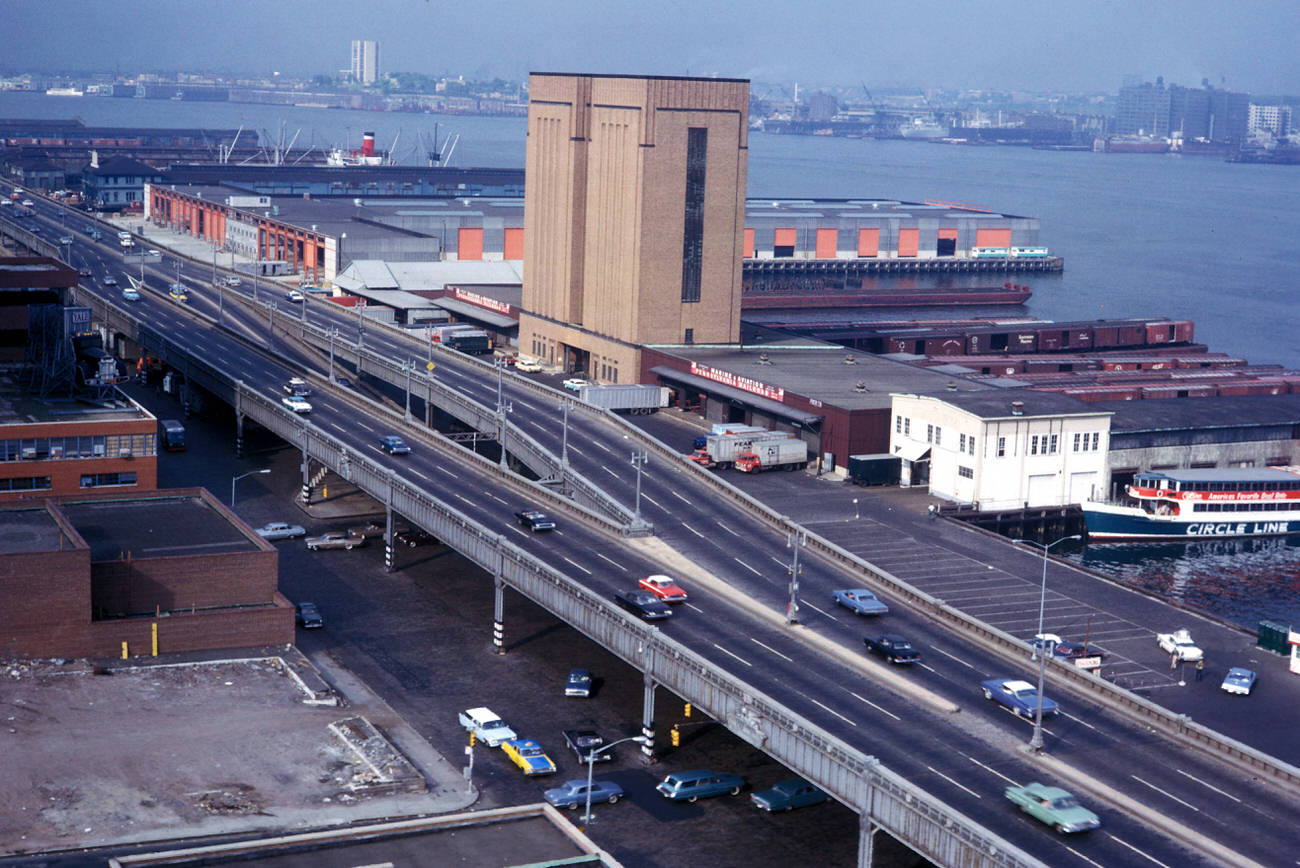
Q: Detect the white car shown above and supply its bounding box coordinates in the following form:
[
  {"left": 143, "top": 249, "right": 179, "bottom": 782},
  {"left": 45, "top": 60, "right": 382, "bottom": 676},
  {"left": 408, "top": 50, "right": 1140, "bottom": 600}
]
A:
[
  {"left": 515, "top": 357, "right": 543, "bottom": 372},
  {"left": 458, "top": 706, "right": 517, "bottom": 747},
  {"left": 281, "top": 395, "right": 312, "bottom": 414},
  {"left": 285, "top": 290, "right": 305, "bottom": 303},
  {"left": 1156, "top": 628, "right": 1203, "bottom": 662},
  {"left": 563, "top": 377, "right": 592, "bottom": 392},
  {"left": 254, "top": 521, "right": 307, "bottom": 541}
]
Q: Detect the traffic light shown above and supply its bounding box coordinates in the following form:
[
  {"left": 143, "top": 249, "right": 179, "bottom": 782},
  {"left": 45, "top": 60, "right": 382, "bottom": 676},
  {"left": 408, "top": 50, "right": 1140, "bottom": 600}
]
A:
[
  {"left": 469, "top": 732, "right": 476, "bottom": 747},
  {"left": 684, "top": 702, "right": 692, "bottom": 718},
  {"left": 671, "top": 726, "right": 680, "bottom": 747}
]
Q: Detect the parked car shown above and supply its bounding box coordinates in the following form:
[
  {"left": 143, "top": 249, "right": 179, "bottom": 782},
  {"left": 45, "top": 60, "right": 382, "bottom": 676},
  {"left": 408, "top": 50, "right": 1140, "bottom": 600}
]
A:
[
  {"left": 377, "top": 435, "right": 410, "bottom": 455},
  {"left": 102, "top": 275, "right": 118, "bottom": 286},
  {"left": 121, "top": 287, "right": 140, "bottom": 302},
  {"left": 1030, "top": 633, "right": 1100, "bottom": 660},
  {"left": 1004, "top": 783, "right": 1100, "bottom": 834},
  {"left": 281, "top": 395, "right": 312, "bottom": 414},
  {"left": 347, "top": 522, "right": 387, "bottom": 540},
  {"left": 1157, "top": 628, "right": 1203, "bottom": 662},
  {"left": 294, "top": 601, "right": 323, "bottom": 629},
  {"left": 750, "top": 778, "right": 829, "bottom": 812},
  {"left": 502, "top": 738, "right": 557, "bottom": 776},
  {"left": 981, "top": 678, "right": 1060, "bottom": 718},
  {"left": 862, "top": 634, "right": 921, "bottom": 664},
  {"left": 832, "top": 589, "right": 889, "bottom": 616},
  {"left": 565, "top": 669, "right": 593, "bottom": 697},
  {"left": 563, "top": 377, "right": 593, "bottom": 391},
  {"left": 458, "top": 706, "right": 516, "bottom": 747},
  {"left": 254, "top": 521, "right": 306, "bottom": 541},
  {"left": 1220, "top": 667, "right": 1257, "bottom": 696},
  {"left": 656, "top": 769, "right": 745, "bottom": 802},
  {"left": 305, "top": 530, "right": 365, "bottom": 551},
  {"left": 515, "top": 357, "right": 543, "bottom": 373},
  {"left": 562, "top": 729, "right": 612, "bottom": 763},
  {"left": 639, "top": 574, "right": 688, "bottom": 602},
  {"left": 395, "top": 528, "right": 437, "bottom": 548},
  {"left": 613, "top": 590, "right": 672, "bottom": 621},
  {"left": 515, "top": 509, "right": 556, "bottom": 531},
  {"left": 543, "top": 778, "right": 624, "bottom": 810}
]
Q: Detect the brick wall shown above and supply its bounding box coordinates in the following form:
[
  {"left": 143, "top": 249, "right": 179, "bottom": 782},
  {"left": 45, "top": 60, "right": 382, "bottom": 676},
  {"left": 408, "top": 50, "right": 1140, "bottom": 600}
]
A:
[
  {"left": 0, "top": 548, "right": 92, "bottom": 657},
  {"left": 91, "top": 550, "right": 279, "bottom": 616}
]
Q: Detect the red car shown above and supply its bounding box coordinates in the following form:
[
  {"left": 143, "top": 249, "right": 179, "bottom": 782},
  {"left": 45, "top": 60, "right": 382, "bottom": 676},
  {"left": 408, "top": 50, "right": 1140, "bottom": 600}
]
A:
[{"left": 639, "top": 574, "right": 688, "bottom": 603}]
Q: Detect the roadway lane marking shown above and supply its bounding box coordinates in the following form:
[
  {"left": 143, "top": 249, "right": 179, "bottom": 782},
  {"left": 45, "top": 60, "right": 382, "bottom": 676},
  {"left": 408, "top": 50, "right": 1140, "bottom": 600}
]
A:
[
  {"left": 1064, "top": 845, "right": 1106, "bottom": 868},
  {"left": 602, "top": 466, "right": 621, "bottom": 480},
  {"left": 1174, "top": 769, "right": 1242, "bottom": 802},
  {"left": 595, "top": 552, "right": 628, "bottom": 572},
  {"left": 1060, "top": 711, "right": 1097, "bottom": 731},
  {"left": 918, "top": 662, "right": 939, "bottom": 674},
  {"left": 682, "top": 523, "right": 705, "bottom": 538},
  {"left": 485, "top": 492, "right": 509, "bottom": 505},
  {"left": 848, "top": 691, "right": 900, "bottom": 721},
  {"left": 1129, "top": 775, "right": 1200, "bottom": 811},
  {"left": 685, "top": 603, "right": 704, "bottom": 613},
  {"left": 926, "top": 765, "right": 979, "bottom": 799},
  {"left": 568, "top": 445, "right": 587, "bottom": 456},
  {"left": 732, "top": 557, "right": 762, "bottom": 576},
  {"left": 643, "top": 493, "right": 662, "bottom": 508},
  {"left": 715, "top": 520, "right": 741, "bottom": 537},
  {"left": 670, "top": 491, "right": 691, "bottom": 504},
  {"left": 802, "top": 602, "right": 837, "bottom": 621},
  {"left": 590, "top": 440, "right": 612, "bottom": 453},
  {"left": 436, "top": 466, "right": 460, "bottom": 479},
  {"left": 961, "top": 753, "right": 1019, "bottom": 790},
  {"left": 562, "top": 557, "right": 593, "bottom": 575},
  {"left": 770, "top": 555, "right": 788, "bottom": 568},
  {"left": 749, "top": 638, "right": 793, "bottom": 662},
  {"left": 713, "top": 644, "right": 752, "bottom": 667},
  {"left": 453, "top": 493, "right": 476, "bottom": 508},
  {"left": 1104, "top": 834, "right": 1173, "bottom": 868},
  {"left": 409, "top": 469, "right": 431, "bottom": 482},
  {"left": 929, "top": 645, "right": 979, "bottom": 671},
  {"left": 810, "top": 698, "right": 856, "bottom": 726}
]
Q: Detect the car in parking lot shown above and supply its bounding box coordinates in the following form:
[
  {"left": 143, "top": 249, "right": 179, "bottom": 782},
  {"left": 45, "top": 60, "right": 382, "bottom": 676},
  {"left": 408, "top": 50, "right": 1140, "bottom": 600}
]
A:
[
  {"left": 613, "top": 590, "right": 672, "bottom": 621},
  {"left": 750, "top": 778, "right": 829, "bottom": 812},
  {"left": 565, "top": 669, "right": 593, "bottom": 697},
  {"left": 305, "top": 530, "right": 365, "bottom": 551},
  {"left": 347, "top": 521, "right": 387, "bottom": 540},
  {"left": 1220, "top": 667, "right": 1257, "bottom": 696},
  {"left": 656, "top": 769, "right": 745, "bottom": 802},
  {"left": 562, "top": 729, "right": 612, "bottom": 763},
  {"left": 102, "top": 275, "right": 118, "bottom": 286},
  {"left": 281, "top": 395, "right": 312, "bottom": 414},
  {"left": 1157, "top": 628, "right": 1203, "bottom": 662},
  {"left": 1004, "top": 782, "right": 1100, "bottom": 834},
  {"left": 514, "top": 509, "right": 555, "bottom": 531},
  {"left": 121, "top": 287, "right": 140, "bottom": 302},
  {"left": 294, "top": 602, "right": 323, "bottom": 629},
  {"left": 502, "top": 738, "right": 557, "bottom": 776},
  {"left": 543, "top": 778, "right": 623, "bottom": 810},
  {"left": 639, "top": 574, "right": 688, "bottom": 602},
  {"left": 377, "top": 435, "right": 411, "bottom": 455},
  {"left": 563, "top": 377, "right": 593, "bottom": 392},
  {"left": 981, "top": 678, "right": 1059, "bottom": 718},
  {"left": 862, "top": 634, "right": 921, "bottom": 664},
  {"left": 254, "top": 521, "right": 306, "bottom": 541},
  {"left": 1030, "top": 633, "right": 1099, "bottom": 661},
  {"left": 458, "top": 706, "right": 516, "bottom": 747},
  {"left": 515, "top": 357, "right": 543, "bottom": 372},
  {"left": 832, "top": 588, "right": 889, "bottom": 616},
  {"left": 395, "top": 528, "right": 437, "bottom": 548}
]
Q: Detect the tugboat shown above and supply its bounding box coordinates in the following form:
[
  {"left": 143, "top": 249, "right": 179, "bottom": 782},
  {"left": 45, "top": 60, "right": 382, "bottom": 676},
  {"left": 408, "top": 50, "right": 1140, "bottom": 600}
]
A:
[{"left": 326, "top": 131, "right": 388, "bottom": 167}]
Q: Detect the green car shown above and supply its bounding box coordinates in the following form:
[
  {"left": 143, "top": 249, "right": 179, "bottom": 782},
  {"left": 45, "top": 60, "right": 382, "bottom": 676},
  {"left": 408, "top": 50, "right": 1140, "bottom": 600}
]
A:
[{"left": 1004, "top": 783, "right": 1100, "bottom": 834}]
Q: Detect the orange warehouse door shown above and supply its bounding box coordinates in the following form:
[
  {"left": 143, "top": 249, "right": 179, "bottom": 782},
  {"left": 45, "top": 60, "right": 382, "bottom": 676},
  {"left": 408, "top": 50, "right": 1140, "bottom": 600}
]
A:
[
  {"left": 458, "top": 228, "right": 483, "bottom": 260},
  {"left": 773, "top": 227, "right": 797, "bottom": 257},
  {"left": 857, "top": 228, "right": 879, "bottom": 257},
  {"left": 975, "top": 228, "right": 1011, "bottom": 248},
  {"left": 815, "top": 228, "right": 837, "bottom": 259},
  {"left": 744, "top": 228, "right": 755, "bottom": 258},
  {"left": 897, "top": 228, "right": 919, "bottom": 257},
  {"left": 504, "top": 227, "right": 524, "bottom": 260}
]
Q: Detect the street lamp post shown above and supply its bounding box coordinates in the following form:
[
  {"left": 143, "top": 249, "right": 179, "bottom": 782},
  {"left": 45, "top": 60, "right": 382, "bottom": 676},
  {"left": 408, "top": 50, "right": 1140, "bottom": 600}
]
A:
[
  {"left": 230, "top": 468, "right": 270, "bottom": 507},
  {"left": 581, "top": 735, "right": 649, "bottom": 829},
  {"left": 630, "top": 451, "right": 648, "bottom": 522},
  {"left": 1014, "top": 534, "right": 1082, "bottom": 752},
  {"left": 786, "top": 529, "right": 806, "bottom": 623}
]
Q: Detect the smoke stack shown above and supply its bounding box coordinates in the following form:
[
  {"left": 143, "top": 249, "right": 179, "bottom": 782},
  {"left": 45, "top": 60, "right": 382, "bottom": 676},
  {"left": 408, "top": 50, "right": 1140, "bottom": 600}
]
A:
[
  {"left": 1011, "top": 401, "right": 1024, "bottom": 416},
  {"left": 361, "top": 131, "right": 375, "bottom": 157}
]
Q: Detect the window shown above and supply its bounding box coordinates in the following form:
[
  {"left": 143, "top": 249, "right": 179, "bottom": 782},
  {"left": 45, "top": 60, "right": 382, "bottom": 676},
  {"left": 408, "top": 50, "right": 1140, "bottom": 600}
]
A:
[
  {"left": 1049, "top": 434, "right": 1058, "bottom": 454},
  {"left": 959, "top": 433, "right": 966, "bottom": 452},
  {"left": 80, "top": 472, "right": 137, "bottom": 489},
  {"left": 0, "top": 476, "right": 51, "bottom": 491},
  {"left": 896, "top": 415, "right": 903, "bottom": 434},
  {"left": 1091, "top": 432, "right": 1100, "bottom": 451},
  {"left": 680, "top": 127, "right": 707, "bottom": 303},
  {"left": 997, "top": 437, "right": 1006, "bottom": 457},
  {"left": 926, "top": 424, "right": 933, "bottom": 443},
  {"left": 958, "top": 466, "right": 974, "bottom": 479},
  {"left": 968, "top": 435, "right": 976, "bottom": 455},
  {"left": 1073, "top": 432, "right": 1081, "bottom": 452},
  {"left": 903, "top": 418, "right": 910, "bottom": 436},
  {"left": 684, "top": 328, "right": 694, "bottom": 344},
  {"left": 1030, "top": 435, "right": 1039, "bottom": 456},
  {"left": 934, "top": 427, "right": 941, "bottom": 446}
]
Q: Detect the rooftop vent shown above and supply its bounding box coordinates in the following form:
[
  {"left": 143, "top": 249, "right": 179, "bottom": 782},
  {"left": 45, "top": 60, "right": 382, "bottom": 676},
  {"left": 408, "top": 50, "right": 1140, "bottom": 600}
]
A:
[
  {"left": 854, "top": 381, "right": 867, "bottom": 392},
  {"left": 1011, "top": 401, "right": 1024, "bottom": 416},
  {"left": 757, "top": 353, "right": 771, "bottom": 365},
  {"left": 947, "top": 381, "right": 958, "bottom": 391},
  {"left": 844, "top": 355, "right": 857, "bottom": 365}
]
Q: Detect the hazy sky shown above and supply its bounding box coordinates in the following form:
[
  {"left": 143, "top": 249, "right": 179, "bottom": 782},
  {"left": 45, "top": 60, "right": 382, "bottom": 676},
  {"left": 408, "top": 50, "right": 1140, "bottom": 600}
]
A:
[{"left": 6, "top": 0, "right": 1297, "bottom": 95}]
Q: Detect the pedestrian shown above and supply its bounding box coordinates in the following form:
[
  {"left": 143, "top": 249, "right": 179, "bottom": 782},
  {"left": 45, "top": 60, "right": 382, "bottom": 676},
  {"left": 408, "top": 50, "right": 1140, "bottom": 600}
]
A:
[
  {"left": 1170, "top": 652, "right": 1178, "bottom": 669},
  {"left": 927, "top": 504, "right": 936, "bottom": 521},
  {"left": 1195, "top": 658, "right": 1204, "bottom": 681}
]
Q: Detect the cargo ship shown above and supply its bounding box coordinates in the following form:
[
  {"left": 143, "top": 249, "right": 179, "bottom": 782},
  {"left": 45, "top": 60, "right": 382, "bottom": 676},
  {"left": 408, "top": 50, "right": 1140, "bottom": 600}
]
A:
[
  {"left": 1082, "top": 467, "right": 1300, "bottom": 540},
  {"left": 740, "top": 281, "right": 1031, "bottom": 310}
]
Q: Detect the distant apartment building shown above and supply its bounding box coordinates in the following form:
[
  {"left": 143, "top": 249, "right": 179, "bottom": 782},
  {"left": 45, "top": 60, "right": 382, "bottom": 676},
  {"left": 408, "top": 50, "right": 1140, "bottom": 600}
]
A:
[
  {"left": 1248, "top": 104, "right": 1292, "bottom": 138},
  {"left": 351, "top": 40, "right": 380, "bottom": 86},
  {"left": 1115, "top": 78, "right": 1250, "bottom": 144}
]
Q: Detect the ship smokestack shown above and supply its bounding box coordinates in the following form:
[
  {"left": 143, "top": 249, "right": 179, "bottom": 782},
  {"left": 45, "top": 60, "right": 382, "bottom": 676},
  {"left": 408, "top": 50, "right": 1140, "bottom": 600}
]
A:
[{"left": 361, "top": 132, "right": 375, "bottom": 157}]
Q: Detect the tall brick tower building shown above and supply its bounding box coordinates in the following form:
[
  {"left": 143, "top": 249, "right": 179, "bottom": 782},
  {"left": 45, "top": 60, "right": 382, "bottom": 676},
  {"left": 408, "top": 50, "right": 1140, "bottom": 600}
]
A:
[{"left": 520, "top": 73, "right": 749, "bottom": 384}]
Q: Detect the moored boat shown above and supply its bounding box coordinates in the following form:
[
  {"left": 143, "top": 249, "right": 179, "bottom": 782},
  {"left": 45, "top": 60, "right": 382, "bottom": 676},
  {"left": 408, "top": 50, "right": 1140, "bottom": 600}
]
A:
[{"left": 1083, "top": 467, "right": 1300, "bottom": 540}]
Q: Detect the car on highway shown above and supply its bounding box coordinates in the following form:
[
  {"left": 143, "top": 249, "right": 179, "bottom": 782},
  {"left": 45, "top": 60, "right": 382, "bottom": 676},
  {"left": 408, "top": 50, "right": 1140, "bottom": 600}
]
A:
[
  {"left": 121, "top": 287, "right": 140, "bottom": 302},
  {"left": 304, "top": 530, "right": 365, "bottom": 551},
  {"left": 81, "top": 224, "right": 95, "bottom": 234},
  {"left": 563, "top": 377, "right": 593, "bottom": 391},
  {"left": 502, "top": 738, "right": 557, "bottom": 776},
  {"left": 58, "top": 235, "right": 73, "bottom": 245},
  {"left": 347, "top": 521, "right": 387, "bottom": 540},
  {"left": 281, "top": 395, "right": 312, "bottom": 414},
  {"left": 515, "top": 357, "right": 543, "bottom": 372},
  {"left": 20, "top": 199, "right": 33, "bottom": 207},
  {"left": 1220, "top": 667, "right": 1257, "bottom": 696},
  {"left": 613, "top": 590, "right": 672, "bottom": 621},
  {"left": 102, "top": 275, "right": 118, "bottom": 286},
  {"left": 1157, "top": 628, "right": 1203, "bottom": 662},
  {"left": 565, "top": 668, "right": 593, "bottom": 697},
  {"left": 515, "top": 509, "right": 556, "bottom": 531},
  {"left": 223, "top": 275, "right": 241, "bottom": 287},
  {"left": 862, "top": 634, "right": 921, "bottom": 664},
  {"left": 77, "top": 267, "right": 91, "bottom": 277},
  {"left": 377, "top": 434, "right": 411, "bottom": 454},
  {"left": 1004, "top": 782, "right": 1100, "bottom": 834},
  {"left": 395, "top": 528, "right": 437, "bottom": 548},
  {"left": 639, "top": 574, "right": 688, "bottom": 602},
  {"left": 656, "top": 769, "right": 746, "bottom": 802},
  {"left": 562, "top": 729, "right": 612, "bottom": 763},
  {"left": 167, "top": 283, "right": 187, "bottom": 302},
  {"left": 294, "top": 601, "right": 323, "bottom": 629},
  {"left": 832, "top": 588, "right": 889, "bottom": 616},
  {"left": 543, "top": 778, "right": 623, "bottom": 810},
  {"left": 285, "top": 290, "right": 305, "bottom": 303},
  {"left": 254, "top": 521, "right": 306, "bottom": 541},
  {"left": 458, "top": 706, "right": 516, "bottom": 747},
  {"left": 981, "top": 678, "right": 1059, "bottom": 718},
  {"left": 283, "top": 377, "right": 311, "bottom": 397},
  {"left": 750, "top": 778, "right": 829, "bottom": 812}
]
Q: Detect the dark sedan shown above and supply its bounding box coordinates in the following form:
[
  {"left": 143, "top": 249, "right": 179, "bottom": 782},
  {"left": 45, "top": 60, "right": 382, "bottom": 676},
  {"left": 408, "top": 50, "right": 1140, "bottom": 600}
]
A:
[
  {"left": 515, "top": 509, "right": 556, "bottom": 531},
  {"left": 395, "top": 528, "right": 438, "bottom": 548},
  {"left": 862, "top": 634, "right": 921, "bottom": 664},
  {"left": 613, "top": 590, "right": 672, "bottom": 621},
  {"left": 295, "top": 602, "right": 323, "bottom": 629}
]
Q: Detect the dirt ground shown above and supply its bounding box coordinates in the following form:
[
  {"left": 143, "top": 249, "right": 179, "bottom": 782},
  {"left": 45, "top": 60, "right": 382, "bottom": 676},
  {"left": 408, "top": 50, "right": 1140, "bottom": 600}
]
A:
[{"left": 0, "top": 654, "right": 443, "bottom": 856}]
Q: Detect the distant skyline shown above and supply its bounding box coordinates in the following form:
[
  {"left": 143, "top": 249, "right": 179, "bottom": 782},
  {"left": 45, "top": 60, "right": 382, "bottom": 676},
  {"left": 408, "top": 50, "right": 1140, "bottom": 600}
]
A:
[{"left": 4, "top": 0, "right": 1298, "bottom": 96}]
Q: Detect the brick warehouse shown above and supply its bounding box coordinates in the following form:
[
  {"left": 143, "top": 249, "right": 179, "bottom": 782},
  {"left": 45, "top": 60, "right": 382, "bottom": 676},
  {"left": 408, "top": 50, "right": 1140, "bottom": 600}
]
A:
[{"left": 0, "top": 488, "right": 293, "bottom": 659}]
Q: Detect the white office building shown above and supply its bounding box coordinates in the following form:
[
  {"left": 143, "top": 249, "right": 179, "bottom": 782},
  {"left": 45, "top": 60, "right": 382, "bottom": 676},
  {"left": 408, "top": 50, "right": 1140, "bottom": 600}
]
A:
[{"left": 350, "top": 40, "right": 380, "bottom": 86}]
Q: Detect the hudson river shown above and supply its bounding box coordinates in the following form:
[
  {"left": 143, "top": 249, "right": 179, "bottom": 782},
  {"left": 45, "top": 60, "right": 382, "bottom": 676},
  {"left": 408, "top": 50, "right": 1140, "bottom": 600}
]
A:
[{"left": 4, "top": 91, "right": 1299, "bottom": 628}]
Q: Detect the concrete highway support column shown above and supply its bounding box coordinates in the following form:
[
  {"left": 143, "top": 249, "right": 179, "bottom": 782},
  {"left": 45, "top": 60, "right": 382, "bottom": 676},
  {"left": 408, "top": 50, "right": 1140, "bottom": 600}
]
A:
[
  {"left": 234, "top": 412, "right": 244, "bottom": 458},
  {"left": 640, "top": 672, "right": 656, "bottom": 764},
  {"left": 492, "top": 576, "right": 505, "bottom": 654},
  {"left": 856, "top": 815, "right": 875, "bottom": 868},
  {"left": 384, "top": 505, "right": 394, "bottom": 573},
  {"left": 299, "top": 437, "right": 310, "bottom": 505}
]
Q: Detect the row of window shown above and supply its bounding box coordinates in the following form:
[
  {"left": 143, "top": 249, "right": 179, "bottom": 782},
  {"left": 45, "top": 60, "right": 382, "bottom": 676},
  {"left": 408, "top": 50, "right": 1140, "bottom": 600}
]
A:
[
  {"left": 0, "top": 476, "right": 51, "bottom": 492},
  {"left": 958, "top": 466, "right": 974, "bottom": 479},
  {"left": 1192, "top": 501, "right": 1296, "bottom": 513},
  {"left": 81, "top": 472, "right": 137, "bottom": 489},
  {"left": 1175, "top": 480, "right": 1300, "bottom": 492},
  {"left": 1029, "top": 434, "right": 1058, "bottom": 456},
  {"left": 0, "top": 434, "right": 156, "bottom": 462},
  {"left": 897, "top": 416, "right": 1106, "bottom": 460}
]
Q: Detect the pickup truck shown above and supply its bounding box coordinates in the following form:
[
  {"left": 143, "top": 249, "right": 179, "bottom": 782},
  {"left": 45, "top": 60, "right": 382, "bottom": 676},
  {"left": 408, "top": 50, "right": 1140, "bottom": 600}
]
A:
[{"left": 1157, "top": 628, "right": 1203, "bottom": 662}]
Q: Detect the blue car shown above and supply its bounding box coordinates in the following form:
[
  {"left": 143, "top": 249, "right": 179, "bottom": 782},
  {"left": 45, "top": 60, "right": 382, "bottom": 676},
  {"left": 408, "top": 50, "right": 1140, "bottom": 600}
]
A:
[
  {"left": 832, "top": 589, "right": 889, "bottom": 616},
  {"left": 565, "top": 668, "right": 593, "bottom": 697},
  {"left": 750, "top": 778, "right": 829, "bottom": 812},
  {"left": 1220, "top": 667, "right": 1257, "bottom": 696},
  {"left": 656, "top": 769, "right": 746, "bottom": 802},
  {"left": 981, "top": 678, "right": 1059, "bottom": 718},
  {"left": 544, "top": 778, "right": 624, "bottom": 810},
  {"left": 377, "top": 435, "right": 410, "bottom": 455}
]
